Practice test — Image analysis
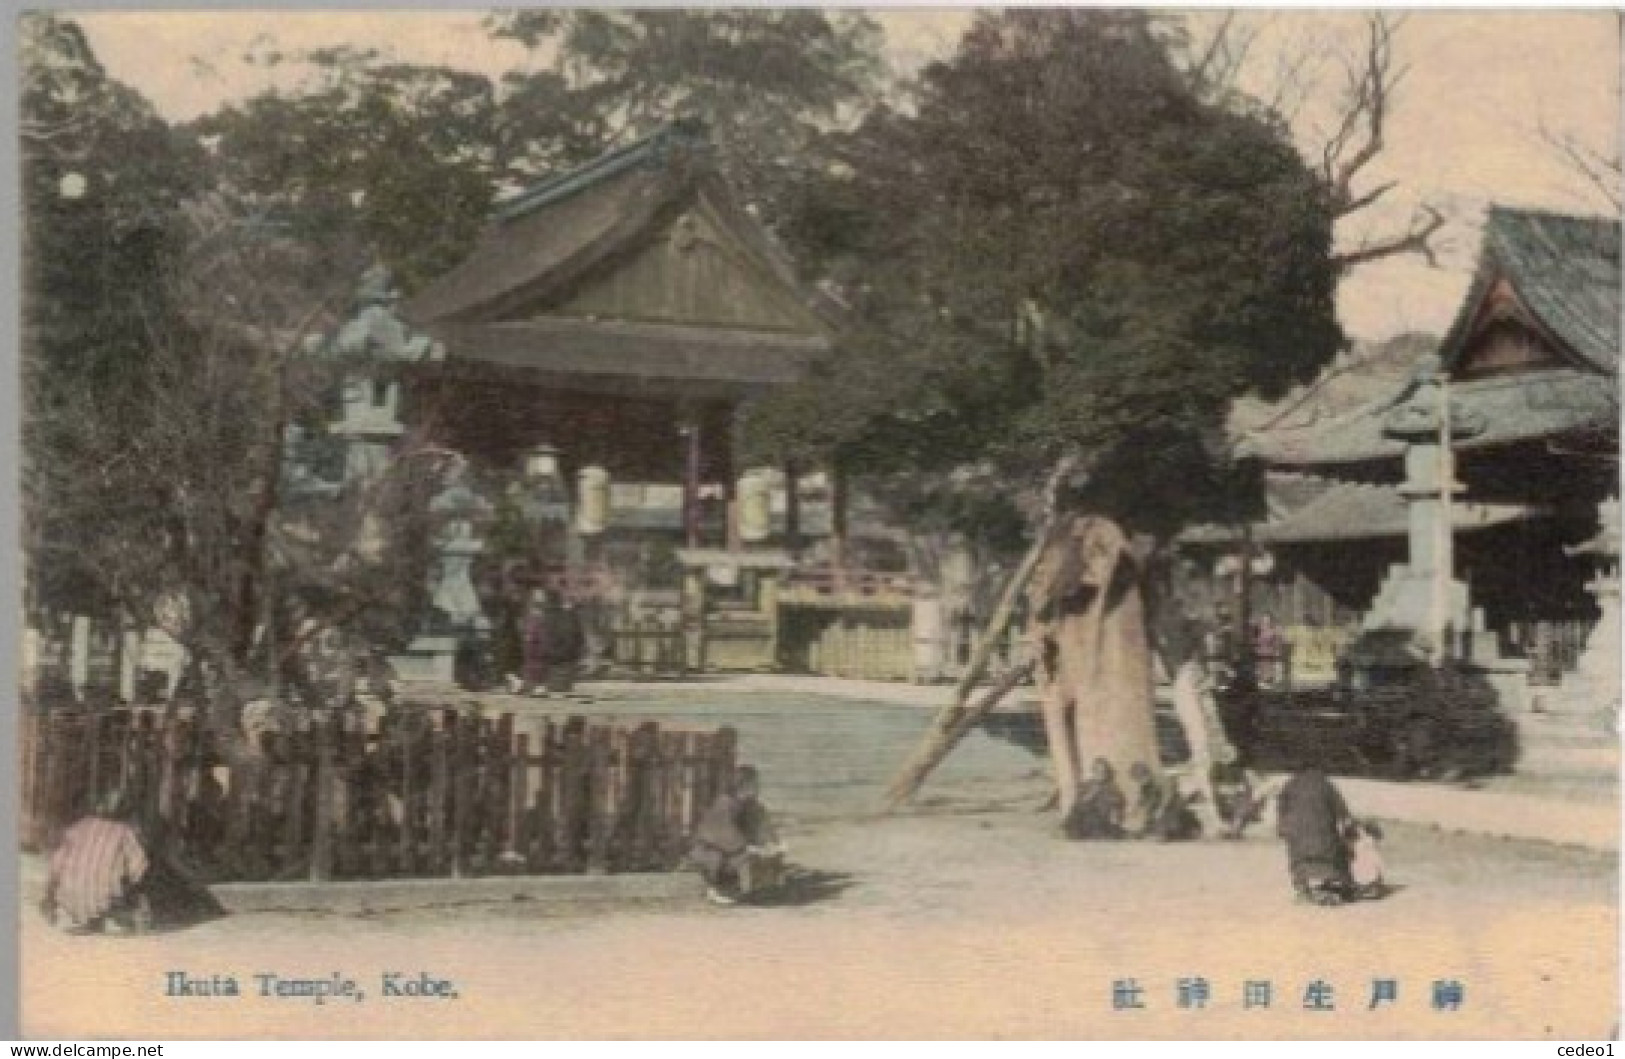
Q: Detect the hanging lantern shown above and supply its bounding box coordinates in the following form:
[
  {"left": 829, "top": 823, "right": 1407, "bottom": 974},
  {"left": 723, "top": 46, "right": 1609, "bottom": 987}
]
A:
[{"left": 577, "top": 466, "right": 610, "bottom": 536}]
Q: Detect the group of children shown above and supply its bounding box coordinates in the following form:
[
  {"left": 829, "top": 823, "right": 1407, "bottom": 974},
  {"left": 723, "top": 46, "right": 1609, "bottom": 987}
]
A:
[
  {"left": 1061, "top": 759, "right": 1203, "bottom": 842},
  {"left": 1061, "top": 756, "right": 1386, "bottom": 906}
]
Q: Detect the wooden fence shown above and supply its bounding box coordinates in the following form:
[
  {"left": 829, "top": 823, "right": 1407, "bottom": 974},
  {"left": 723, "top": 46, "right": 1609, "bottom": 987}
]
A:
[
  {"left": 606, "top": 618, "right": 687, "bottom": 676},
  {"left": 21, "top": 707, "right": 737, "bottom": 883}
]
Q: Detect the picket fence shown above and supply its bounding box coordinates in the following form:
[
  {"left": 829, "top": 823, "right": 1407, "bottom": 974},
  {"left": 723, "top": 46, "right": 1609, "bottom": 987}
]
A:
[{"left": 21, "top": 707, "right": 737, "bottom": 882}]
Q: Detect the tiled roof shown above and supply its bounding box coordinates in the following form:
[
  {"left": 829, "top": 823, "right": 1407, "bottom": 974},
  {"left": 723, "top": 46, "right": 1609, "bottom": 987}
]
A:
[
  {"left": 1256, "top": 480, "right": 1534, "bottom": 543},
  {"left": 1441, "top": 206, "right": 1620, "bottom": 376},
  {"left": 405, "top": 121, "right": 833, "bottom": 333},
  {"left": 1241, "top": 367, "right": 1616, "bottom": 466},
  {"left": 1241, "top": 208, "right": 1620, "bottom": 469}
]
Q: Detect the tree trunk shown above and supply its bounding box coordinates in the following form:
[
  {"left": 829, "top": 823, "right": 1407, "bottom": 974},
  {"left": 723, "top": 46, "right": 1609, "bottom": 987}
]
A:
[{"left": 1050, "top": 538, "right": 1160, "bottom": 806}]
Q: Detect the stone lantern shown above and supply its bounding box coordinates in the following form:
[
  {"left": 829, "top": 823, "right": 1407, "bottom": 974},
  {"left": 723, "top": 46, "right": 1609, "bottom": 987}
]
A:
[
  {"left": 1564, "top": 496, "right": 1621, "bottom": 718},
  {"left": 1364, "top": 374, "right": 1484, "bottom": 655},
  {"left": 519, "top": 444, "right": 572, "bottom": 525},
  {"left": 325, "top": 264, "right": 444, "bottom": 485},
  {"left": 391, "top": 465, "right": 494, "bottom": 684}
]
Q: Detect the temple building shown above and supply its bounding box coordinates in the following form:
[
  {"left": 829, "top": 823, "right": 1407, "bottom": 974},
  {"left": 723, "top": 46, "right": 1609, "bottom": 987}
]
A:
[
  {"left": 402, "top": 121, "right": 836, "bottom": 555},
  {"left": 388, "top": 122, "right": 920, "bottom": 680},
  {"left": 1233, "top": 206, "right": 1619, "bottom": 706}
]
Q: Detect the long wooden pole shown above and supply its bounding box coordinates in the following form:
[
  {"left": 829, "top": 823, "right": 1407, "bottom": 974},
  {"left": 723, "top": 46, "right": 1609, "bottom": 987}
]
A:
[{"left": 883, "top": 454, "right": 1079, "bottom": 810}]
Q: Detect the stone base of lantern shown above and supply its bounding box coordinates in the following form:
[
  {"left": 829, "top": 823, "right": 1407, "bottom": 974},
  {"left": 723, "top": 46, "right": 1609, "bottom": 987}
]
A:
[
  {"left": 1362, "top": 564, "right": 1472, "bottom": 641},
  {"left": 1550, "top": 578, "right": 1621, "bottom": 721}
]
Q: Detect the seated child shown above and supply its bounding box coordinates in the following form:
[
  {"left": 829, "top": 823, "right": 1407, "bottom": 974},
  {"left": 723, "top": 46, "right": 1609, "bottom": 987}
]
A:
[
  {"left": 1345, "top": 818, "right": 1386, "bottom": 899},
  {"left": 1062, "top": 758, "right": 1126, "bottom": 840},
  {"left": 690, "top": 766, "right": 786, "bottom": 905},
  {"left": 1151, "top": 776, "right": 1203, "bottom": 841},
  {"left": 41, "top": 790, "right": 151, "bottom": 934},
  {"left": 1124, "top": 762, "right": 1165, "bottom": 838}
]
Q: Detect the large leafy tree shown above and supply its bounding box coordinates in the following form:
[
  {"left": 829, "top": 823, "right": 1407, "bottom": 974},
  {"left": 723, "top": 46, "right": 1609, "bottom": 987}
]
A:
[
  {"left": 185, "top": 12, "right": 886, "bottom": 295},
  {"left": 23, "top": 21, "right": 450, "bottom": 730},
  {"left": 487, "top": 10, "right": 886, "bottom": 227},
  {"left": 190, "top": 47, "right": 500, "bottom": 292},
  {"left": 742, "top": 11, "right": 1346, "bottom": 803},
  {"left": 757, "top": 11, "right": 1341, "bottom": 533},
  {"left": 21, "top": 14, "right": 205, "bottom": 620}
]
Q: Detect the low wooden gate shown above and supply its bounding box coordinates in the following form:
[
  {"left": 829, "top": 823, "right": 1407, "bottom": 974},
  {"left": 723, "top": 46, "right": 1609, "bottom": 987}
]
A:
[{"left": 21, "top": 707, "right": 737, "bottom": 882}]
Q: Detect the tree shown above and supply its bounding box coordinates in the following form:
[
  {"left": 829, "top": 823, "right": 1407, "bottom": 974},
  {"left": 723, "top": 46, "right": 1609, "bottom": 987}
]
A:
[
  {"left": 30, "top": 189, "right": 453, "bottom": 738},
  {"left": 486, "top": 10, "right": 887, "bottom": 229},
  {"left": 21, "top": 13, "right": 204, "bottom": 623},
  {"left": 746, "top": 11, "right": 1345, "bottom": 807},
  {"left": 1174, "top": 12, "right": 1448, "bottom": 274},
  {"left": 190, "top": 46, "right": 500, "bottom": 292}
]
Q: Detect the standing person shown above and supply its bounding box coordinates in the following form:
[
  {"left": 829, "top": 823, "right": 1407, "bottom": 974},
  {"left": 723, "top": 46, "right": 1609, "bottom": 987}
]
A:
[
  {"left": 1276, "top": 767, "right": 1355, "bottom": 905},
  {"left": 492, "top": 572, "right": 526, "bottom": 694},
  {"left": 1205, "top": 604, "right": 1236, "bottom": 686},
  {"left": 520, "top": 589, "right": 550, "bottom": 695},
  {"left": 1254, "top": 613, "right": 1284, "bottom": 687},
  {"left": 41, "top": 789, "right": 150, "bottom": 934},
  {"left": 542, "top": 593, "right": 585, "bottom": 694},
  {"left": 690, "top": 766, "right": 785, "bottom": 905}
]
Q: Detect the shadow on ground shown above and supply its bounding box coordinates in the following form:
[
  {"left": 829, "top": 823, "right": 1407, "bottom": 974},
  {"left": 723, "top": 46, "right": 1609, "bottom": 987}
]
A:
[{"left": 741, "top": 868, "right": 856, "bottom": 908}]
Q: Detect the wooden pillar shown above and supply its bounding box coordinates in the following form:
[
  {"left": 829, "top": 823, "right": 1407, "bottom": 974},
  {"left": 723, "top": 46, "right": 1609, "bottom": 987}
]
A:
[
  {"left": 682, "top": 423, "right": 702, "bottom": 549},
  {"left": 830, "top": 465, "right": 849, "bottom": 577},
  {"left": 682, "top": 567, "right": 707, "bottom": 672},
  {"left": 69, "top": 616, "right": 90, "bottom": 701},
  {"left": 783, "top": 460, "right": 802, "bottom": 561}
]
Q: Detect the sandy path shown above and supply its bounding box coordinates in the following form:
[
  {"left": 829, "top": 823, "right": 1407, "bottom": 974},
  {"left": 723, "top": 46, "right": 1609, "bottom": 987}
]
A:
[{"left": 20, "top": 814, "right": 1617, "bottom": 1040}]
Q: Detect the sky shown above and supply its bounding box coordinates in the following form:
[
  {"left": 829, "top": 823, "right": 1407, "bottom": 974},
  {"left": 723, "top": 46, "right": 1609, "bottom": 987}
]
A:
[{"left": 66, "top": 9, "right": 1623, "bottom": 343}]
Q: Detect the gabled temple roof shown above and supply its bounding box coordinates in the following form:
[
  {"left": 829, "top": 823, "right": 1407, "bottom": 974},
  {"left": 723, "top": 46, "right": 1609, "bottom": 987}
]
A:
[
  {"left": 1241, "top": 207, "right": 1621, "bottom": 469},
  {"left": 1440, "top": 206, "right": 1620, "bottom": 376},
  {"left": 403, "top": 123, "right": 833, "bottom": 391}
]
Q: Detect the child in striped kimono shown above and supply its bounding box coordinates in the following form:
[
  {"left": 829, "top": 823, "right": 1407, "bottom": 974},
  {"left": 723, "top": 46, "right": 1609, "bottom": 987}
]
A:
[{"left": 41, "top": 790, "right": 151, "bottom": 934}]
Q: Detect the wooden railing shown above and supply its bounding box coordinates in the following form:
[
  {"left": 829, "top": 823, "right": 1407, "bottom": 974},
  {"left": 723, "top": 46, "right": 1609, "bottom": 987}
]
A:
[
  {"left": 781, "top": 565, "right": 914, "bottom": 602},
  {"left": 21, "top": 707, "right": 737, "bottom": 882},
  {"left": 606, "top": 619, "right": 687, "bottom": 676}
]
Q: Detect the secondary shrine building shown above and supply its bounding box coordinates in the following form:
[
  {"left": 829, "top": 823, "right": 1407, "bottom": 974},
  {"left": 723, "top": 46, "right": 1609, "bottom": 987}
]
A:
[
  {"left": 402, "top": 122, "right": 836, "bottom": 558},
  {"left": 1233, "top": 207, "right": 1619, "bottom": 700}
]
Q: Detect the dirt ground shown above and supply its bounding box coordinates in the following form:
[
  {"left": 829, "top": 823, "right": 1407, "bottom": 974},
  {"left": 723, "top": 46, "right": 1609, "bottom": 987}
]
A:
[{"left": 18, "top": 808, "right": 1619, "bottom": 1040}]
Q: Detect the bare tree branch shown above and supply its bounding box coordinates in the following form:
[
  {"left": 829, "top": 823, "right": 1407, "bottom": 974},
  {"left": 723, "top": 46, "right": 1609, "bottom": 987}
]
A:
[
  {"left": 1333, "top": 203, "right": 1446, "bottom": 271},
  {"left": 1324, "top": 13, "right": 1406, "bottom": 214},
  {"left": 1540, "top": 123, "right": 1622, "bottom": 212}
]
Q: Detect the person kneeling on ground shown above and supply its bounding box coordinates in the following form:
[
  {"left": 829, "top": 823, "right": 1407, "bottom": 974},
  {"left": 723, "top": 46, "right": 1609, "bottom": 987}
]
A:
[
  {"left": 41, "top": 789, "right": 151, "bottom": 934},
  {"left": 1276, "top": 767, "right": 1356, "bottom": 905},
  {"left": 691, "top": 766, "right": 787, "bottom": 906},
  {"left": 1063, "top": 758, "right": 1126, "bottom": 840}
]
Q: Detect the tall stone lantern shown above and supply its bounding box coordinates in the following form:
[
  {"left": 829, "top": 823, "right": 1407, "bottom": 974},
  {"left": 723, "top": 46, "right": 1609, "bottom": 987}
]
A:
[
  {"left": 1364, "top": 374, "right": 1485, "bottom": 656},
  {"left": 1565, "top": 496, "right": 1621, "bottom": 719},
  {"left": 327, "top": 264, "right": 445, "bottom": 485}
]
